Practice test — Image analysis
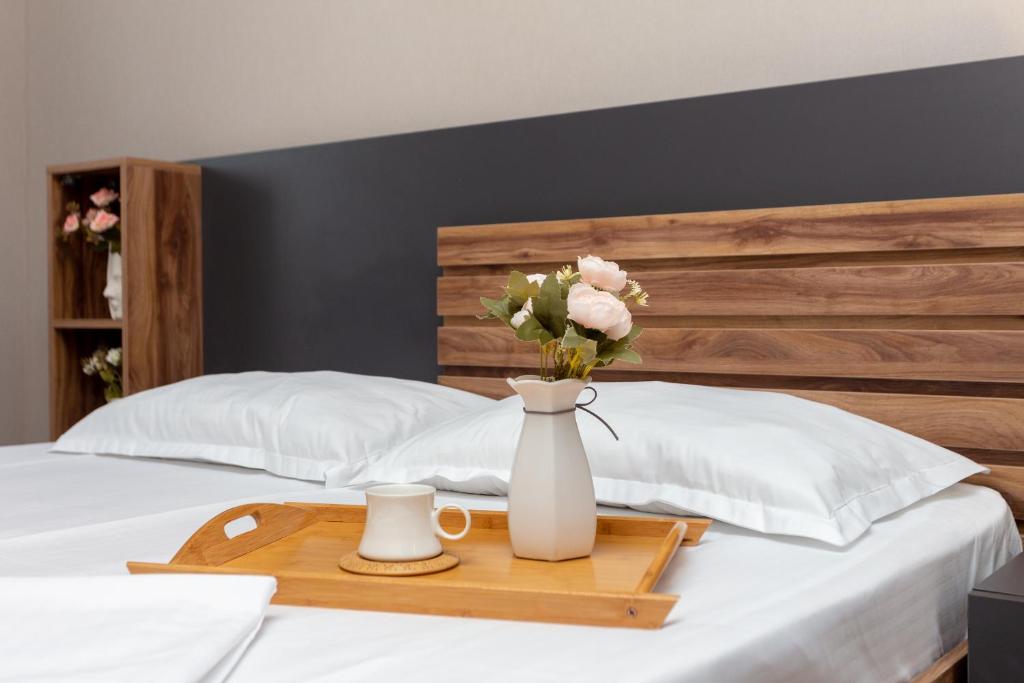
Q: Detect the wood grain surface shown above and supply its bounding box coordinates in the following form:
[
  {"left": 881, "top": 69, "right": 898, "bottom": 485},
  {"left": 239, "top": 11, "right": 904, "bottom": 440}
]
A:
[
  {"left": 437, "top": 192, "right": 1024, "bottom": 520},
  {"left": 437, "top": 375, "right": 1024, "bottom": 452},
  {"left": 130, "top": 503, "right": 711, "bottom": 629},
  {"left": 439, "top": 326, "right": 1024, "bottom": 383},
  {"left": 438, "top": 194, "right": 1024, "bottom": 265},
  {"left": 439, "top": 263, "right": 1024, "bottom": 317},
  {"left": 910, "top": 640, "right": 968, "bottom": 683},
  {"left": 171, "top": 503, "right": 317, "bottom": 566},
  {"left": 48, "top": 158, "right": 203, "bottom": 438},
  {"left": 122, "top": 165, "right": 203, "bottom": 393}
]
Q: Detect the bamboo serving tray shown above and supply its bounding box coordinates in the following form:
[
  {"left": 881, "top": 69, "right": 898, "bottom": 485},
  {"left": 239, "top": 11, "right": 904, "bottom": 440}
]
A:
[{"left": 128, "top": 502, "right": 710, "bottom": 629}]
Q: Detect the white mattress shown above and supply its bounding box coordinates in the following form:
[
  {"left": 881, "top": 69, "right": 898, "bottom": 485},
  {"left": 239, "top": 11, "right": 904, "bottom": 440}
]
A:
[{"left": 0, "top": 443, "right": 1018, "bottom": 682}]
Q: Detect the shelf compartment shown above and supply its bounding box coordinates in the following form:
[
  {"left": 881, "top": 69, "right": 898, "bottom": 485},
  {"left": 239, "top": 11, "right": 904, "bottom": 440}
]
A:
[
  {"left": 50, "top": 328, "right": 122, "bottom": 436},
  {"left": 49, "top": 168, "right": 122, "bottom": 320}
]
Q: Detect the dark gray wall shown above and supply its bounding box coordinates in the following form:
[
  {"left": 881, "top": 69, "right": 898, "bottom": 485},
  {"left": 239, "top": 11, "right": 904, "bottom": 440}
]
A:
[{"left": 197, "top": 56, "right": 1024, "bottom": 381}]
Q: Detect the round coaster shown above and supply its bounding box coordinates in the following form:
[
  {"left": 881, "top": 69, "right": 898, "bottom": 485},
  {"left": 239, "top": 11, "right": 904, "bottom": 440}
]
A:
[{"left": 339, "top": 551, "right": 459, "bottom": 577}]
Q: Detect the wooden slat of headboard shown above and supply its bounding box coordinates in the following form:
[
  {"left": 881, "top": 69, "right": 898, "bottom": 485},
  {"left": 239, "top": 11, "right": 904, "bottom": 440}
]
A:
[
  {"left": 439, "top": 326, "right": 1024, "bottom": 383},
  {"left": 439, "top": 263, "right": 1024, "bottom": 317},
  {"left": 444, "top": 247, "right": 1024, "bottom": 277},
  {"left": 438, "top": 194, "right": 1024, "bottom": 266},
  {"left": 446, "top": 315, "right": 1024, "bottom": 331},
  {"left": 437, "top": 192, "right": 1024, "bottom": 519},
  {"left": 436, "top": 375, "right": 1024, "bottom": 453}
]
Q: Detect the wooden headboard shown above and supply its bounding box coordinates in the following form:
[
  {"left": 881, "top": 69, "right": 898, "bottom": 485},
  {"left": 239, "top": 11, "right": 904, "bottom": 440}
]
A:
[{"left": 436, "top": 194, "right": 1024, "bottom": 521}]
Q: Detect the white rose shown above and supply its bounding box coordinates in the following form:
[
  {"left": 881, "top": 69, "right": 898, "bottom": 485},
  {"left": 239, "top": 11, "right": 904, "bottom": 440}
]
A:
[
  {"left": 105, "top": 348, "right": 122, "bottom": 366},
  {"left": 510, "top": 298, "right": 534, "bottom": 329},
  {"left": 526, "top": 273, "right": 546, "bottom": 285},
  {"left": 577, "top": 255, "right": 627, "bottom": 293},
  {"left": 566, "top": 283, "right": 633, "bottom": 340}
]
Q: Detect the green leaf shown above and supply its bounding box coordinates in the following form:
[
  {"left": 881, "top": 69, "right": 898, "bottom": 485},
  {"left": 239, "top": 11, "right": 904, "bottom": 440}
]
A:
[
  {"left": 623, "top": 324, "right": 643, "bottom": 343},
  {"left": 607, "top": 348, "right": 642, "bottom": 364},
  {"left": 594, "top": 325, "right": 644, "bottom": 367},
  {"left": 505, "top": 271, "right": 540, "bottom": 307},
  {"left": 514, "top": 315, "right": 554, "bottom": 345},
  {"left": 531, "top": 273, "right": 567, "bottom": 338},
  {"left": 594, "top": 333, "right": 615, "bottom": 356},
  {"left": 478, "top": 296, "right": 513, "bottom": 325}
]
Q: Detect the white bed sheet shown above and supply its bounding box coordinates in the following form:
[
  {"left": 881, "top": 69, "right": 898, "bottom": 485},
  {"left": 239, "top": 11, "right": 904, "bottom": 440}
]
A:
[
  {"left": 0, "top": 443, "right": 322, "bottom": 539},
  {"left": 0, "top": 445, "right": 1018, "bottom": 682}
]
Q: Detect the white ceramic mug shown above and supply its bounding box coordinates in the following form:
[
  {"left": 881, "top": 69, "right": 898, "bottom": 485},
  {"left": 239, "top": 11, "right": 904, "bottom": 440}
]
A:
[{"left": 357, "top": 484, "right": 471, "bottom": 562}]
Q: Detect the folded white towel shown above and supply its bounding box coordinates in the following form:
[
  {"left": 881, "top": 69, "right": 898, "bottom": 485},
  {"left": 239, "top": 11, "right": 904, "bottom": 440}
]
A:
[{"left": 0, "top": 574, "right": 276, "bottom": 683}]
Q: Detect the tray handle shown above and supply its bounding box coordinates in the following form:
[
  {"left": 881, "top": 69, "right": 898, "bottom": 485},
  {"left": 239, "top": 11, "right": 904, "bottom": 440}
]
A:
[
  {"left": 635, "top": 521, "right": 687, "bottom": 593},
  {"left": 171, "top": 503, "right": 317, "bottom": 566}
]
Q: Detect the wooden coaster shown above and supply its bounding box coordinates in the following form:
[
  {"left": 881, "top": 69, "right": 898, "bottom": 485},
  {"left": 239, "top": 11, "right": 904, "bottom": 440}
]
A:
[{"left": 339, "top": 551, "right": 459, "bottom": 577}]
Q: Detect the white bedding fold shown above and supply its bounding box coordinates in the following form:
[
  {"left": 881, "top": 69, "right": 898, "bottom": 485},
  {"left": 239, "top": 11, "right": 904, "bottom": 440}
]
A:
[{"left": 0, "top": 574, "right": 277, "bottom": 683}]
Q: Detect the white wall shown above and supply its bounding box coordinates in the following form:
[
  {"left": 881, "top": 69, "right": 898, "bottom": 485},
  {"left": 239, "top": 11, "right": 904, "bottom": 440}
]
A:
[
  {"left": 7, "top": 0, "right": 1024, "bottom": 443},
  {"left": 0, "top": 0, "right": 27, "bottom": 444}
]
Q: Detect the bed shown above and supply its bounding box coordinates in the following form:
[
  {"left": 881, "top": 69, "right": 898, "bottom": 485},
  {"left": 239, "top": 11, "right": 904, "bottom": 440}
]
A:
[
  {"left": 5, "top": 193, "right": 1024, "bottom": 682},
  {"left": 0, "top": 444, "right": 1016, "bottom": 682}
]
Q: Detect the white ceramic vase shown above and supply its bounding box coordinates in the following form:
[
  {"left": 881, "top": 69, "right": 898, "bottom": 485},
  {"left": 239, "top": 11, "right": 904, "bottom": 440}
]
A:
[
  {"left": 506, "top": 375, "right": 597, "bottom": 561},
  {"left": 104, "top": 246, "right": 123, "bottom": 320}
]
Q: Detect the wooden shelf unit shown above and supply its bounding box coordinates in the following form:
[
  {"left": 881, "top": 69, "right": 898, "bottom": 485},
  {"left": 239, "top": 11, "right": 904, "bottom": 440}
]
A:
[{"left": 47, "top": 157, "right": 203, "bottom": 438}]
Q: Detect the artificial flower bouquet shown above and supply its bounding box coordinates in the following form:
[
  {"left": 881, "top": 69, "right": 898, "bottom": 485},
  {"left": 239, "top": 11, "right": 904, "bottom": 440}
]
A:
[
  {"left": 59, "top": 185, "right": 121, "bottom": 252},
  {"left": 82, "top": 346, "right": 123, "bottom": 402},
  {"left": 479, "top": 255, "right": 649, "bottom": 380}
]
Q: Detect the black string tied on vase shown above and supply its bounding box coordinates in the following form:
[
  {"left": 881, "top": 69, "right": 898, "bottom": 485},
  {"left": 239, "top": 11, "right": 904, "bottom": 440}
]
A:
[{"left": 521, "top": 385, "right": 619, "bottom": 441}]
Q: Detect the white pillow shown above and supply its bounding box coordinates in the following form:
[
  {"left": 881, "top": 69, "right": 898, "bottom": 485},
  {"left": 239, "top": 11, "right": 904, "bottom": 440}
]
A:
[
  {"left": 336, "top": 381, "right": 986, "bottom": 546},
  {"left": 53, "top": 371, "right": 494, "bottom": 482}
]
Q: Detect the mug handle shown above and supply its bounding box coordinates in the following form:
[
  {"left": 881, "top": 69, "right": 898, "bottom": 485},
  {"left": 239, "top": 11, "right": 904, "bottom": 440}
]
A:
[{"left": 431, "top": 504, "right": 471, "bottom": 541}]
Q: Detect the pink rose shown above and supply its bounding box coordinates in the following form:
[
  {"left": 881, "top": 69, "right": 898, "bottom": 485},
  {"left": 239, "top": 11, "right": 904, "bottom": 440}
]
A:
[
  {"left": 90, "top": 188, "right": 119, "bottom": 208},
  {"left": 577, "top": 255, "right": 627, "bottom": 293},
  {"left": 566, "top": 283, "right": 633, "bottom": 340},
  {"left": 90, "top": 209, "right": 119, "bottom": 233},
  {"left": 62, "top": 213, "right": 80, "bottom": 234}
]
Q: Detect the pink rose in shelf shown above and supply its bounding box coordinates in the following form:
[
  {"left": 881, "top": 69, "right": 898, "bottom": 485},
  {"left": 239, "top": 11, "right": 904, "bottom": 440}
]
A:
[
  {"left": 90, "top": 209, "right": 119, "bottom": 233},
  {"left": 62, "top": 213, "right": 80, "bottom": 234},
  {"left": 566, "top": 283, "right": 633, "bottom": 340},
  {"left": 577, "top": 255, "right": 627, "bottom": 293},
  {"left": 89, "top": 188, "right": 119, "bottom": 208}
]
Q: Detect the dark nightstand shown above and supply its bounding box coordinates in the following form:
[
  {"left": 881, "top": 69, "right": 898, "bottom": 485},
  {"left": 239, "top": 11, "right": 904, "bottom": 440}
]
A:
[{"left": 969, "top": 552, "right": 1024, "bottom": 682}]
